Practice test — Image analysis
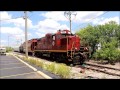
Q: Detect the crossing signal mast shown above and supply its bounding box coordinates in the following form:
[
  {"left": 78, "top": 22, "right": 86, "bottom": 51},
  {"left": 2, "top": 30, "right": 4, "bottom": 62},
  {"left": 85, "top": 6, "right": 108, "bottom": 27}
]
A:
[{"left": 64, "top": 11, "right": 77, "bottom": 33}]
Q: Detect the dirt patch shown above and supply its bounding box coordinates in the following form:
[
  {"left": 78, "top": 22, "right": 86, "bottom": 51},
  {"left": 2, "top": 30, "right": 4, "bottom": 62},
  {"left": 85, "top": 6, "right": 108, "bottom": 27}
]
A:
[
  {"left": 70, "top": 60, "right": 120, "bottom": 79},
  {"left": 70, "top": 67, "right": 120, "bottom": 79}
]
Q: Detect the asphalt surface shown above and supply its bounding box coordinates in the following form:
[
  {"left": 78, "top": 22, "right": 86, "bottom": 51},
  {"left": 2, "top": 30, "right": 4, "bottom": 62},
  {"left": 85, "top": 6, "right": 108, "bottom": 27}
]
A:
[
  {"left": 13, "top": 52, "right": 61, "bottom": 79},
  {"left": 0, "top": 54, "right": 45, "bottom": 79}
]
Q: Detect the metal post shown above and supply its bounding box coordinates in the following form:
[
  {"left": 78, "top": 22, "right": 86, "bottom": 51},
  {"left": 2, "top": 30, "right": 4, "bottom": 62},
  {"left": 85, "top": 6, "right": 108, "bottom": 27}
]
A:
[
  {"left": 69, "top": 12, "right": 71, "bottom": 33},
  {"left": 24, "top": 11, "right": 28, "bottom": 58},
  {"left": 21, "top": 39, "right": 22, "bottom": 45},
  {"left": 0, "top": 13, "right": 2, "bottom": 48},
  {"left": 119, "top": 11, "right": 120, "bottom": 25},
  {"left": 118, "top": 11, "right": 120, "bottom": 48},
  {"left": 8, "top": 34, "right": 9, "bottom": 47},
  {"left": 64, "top": 11, "right": 77, "bottom": 34}
]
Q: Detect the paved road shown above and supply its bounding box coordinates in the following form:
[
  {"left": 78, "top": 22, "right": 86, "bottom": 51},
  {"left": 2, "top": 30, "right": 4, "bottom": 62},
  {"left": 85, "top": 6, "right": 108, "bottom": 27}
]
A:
[{"left": 0, "top": 55, "right": 45, "bottom": 79}]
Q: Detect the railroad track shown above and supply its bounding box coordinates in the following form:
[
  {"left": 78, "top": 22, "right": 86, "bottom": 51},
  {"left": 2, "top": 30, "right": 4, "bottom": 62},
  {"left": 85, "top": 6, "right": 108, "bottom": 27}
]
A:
[{"left": 82, "top": 63, "right": 120, "bottom": 77}]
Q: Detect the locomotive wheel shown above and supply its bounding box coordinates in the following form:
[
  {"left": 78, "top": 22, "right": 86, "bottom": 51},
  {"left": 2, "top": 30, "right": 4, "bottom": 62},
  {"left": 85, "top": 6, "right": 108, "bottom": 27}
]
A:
[
  {"left": 79, "top": 54, "right": 85, "bottom": 65},
  {"left": 65, "top": 58, "right": 74, "bottom": 66},
  {"left": 72, "top": 54, "right": 85, "bottom": 65},
  {"left": 80, "top": 59, "right": 84, "bottom": 65},
  {"left": 35, "top": 52, "right": 38, "bottom": 57},
  {"left": 73, "top": 55, "right": 80, "bottom": 65},
  {"left": 50, "top": 53, "right": 56, "bottom": 61}
]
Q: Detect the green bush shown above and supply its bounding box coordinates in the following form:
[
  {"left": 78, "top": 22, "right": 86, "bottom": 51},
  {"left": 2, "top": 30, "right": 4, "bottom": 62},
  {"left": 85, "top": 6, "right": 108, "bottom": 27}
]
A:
[
  {"left": 46, "top": 62, "right": 56, "bottom": 73},
  {"left": 36, "top": 60, "right": 44, "bottom": 68},
  {"left": 23, "top": 57, "right": 29, "bottom": 61},
  {"left": 93, "top": 48, "right": 120, "bottom": 64},
  {"left": 29, "top": 58, "right": 36, "bottom": 64},
  {"left": 6, "top": 47, "right": 13, "bottom": 52},
  {"left": 93, "top": 38, "right": 120, "bottom": 64}
]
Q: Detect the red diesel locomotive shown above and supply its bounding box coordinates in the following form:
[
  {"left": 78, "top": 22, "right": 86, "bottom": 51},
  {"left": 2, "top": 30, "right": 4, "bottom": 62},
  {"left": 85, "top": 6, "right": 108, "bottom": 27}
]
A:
[{"left": 19, "top": 30, "right": 86, "bottom": 64}]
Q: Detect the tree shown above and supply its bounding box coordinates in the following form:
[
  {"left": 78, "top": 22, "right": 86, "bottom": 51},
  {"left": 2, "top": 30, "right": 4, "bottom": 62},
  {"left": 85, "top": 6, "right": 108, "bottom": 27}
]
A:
[
  {"left": 76, "top": 24, "right": 101, "bottom": 56},
  {"left": 76, "top": 21, "right": 120, "bottom": 62}
]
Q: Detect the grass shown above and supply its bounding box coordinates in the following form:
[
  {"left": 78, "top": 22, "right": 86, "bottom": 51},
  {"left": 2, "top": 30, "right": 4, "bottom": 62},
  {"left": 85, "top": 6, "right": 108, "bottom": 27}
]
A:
[
  {"left": 14, "top": 54, "right": 71, "bottom": 78},
  {"left": 55, "top": 63, "right": 71, "bottom": 78}
]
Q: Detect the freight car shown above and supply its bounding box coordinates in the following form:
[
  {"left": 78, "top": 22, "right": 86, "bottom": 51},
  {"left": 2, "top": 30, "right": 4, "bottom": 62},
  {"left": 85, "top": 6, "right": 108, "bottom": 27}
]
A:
[
  {"left": 19, "top": 38, "right": 38, "bottom": 55},
  {"left": 19, "top": 30, "right": 86, "bottom": 65}
]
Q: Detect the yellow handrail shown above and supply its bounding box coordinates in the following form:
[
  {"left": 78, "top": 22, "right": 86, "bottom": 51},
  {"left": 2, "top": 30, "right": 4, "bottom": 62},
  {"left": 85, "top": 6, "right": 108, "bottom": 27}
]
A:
[
  {"left": 67, "top": 37, "right": 68, "bottom": 56},
  {"left": 71, "top": 42, "right": 74, "bottom": 59}
]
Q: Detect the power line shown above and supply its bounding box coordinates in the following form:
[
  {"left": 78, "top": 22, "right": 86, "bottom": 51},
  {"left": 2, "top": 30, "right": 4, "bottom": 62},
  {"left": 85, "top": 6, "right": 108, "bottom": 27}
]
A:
[
  {"left": 28, "top": 12, "right": 33, "bottom": 18},
  {"left": 73, "top": 11, "right": 109, "bottom": 30}
]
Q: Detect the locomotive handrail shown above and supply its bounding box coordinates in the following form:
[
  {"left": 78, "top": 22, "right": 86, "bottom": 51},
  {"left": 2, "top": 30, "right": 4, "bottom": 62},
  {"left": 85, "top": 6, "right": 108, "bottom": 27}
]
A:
[
  {"left": 67, "top": 37, "right": 68, "bottom": 56},
  {"left": 71, "top": 41, "right": 75, "bottom": 59}
]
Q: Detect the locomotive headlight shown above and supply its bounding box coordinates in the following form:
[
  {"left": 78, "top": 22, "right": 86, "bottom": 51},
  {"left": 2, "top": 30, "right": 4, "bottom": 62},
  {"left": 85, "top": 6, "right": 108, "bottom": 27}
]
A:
[
  {"left": 75, "top": 47, "right": 77, "bottom": 50},
  {"left": 84, "top": 47, "right": 88, "bottom": 51}
]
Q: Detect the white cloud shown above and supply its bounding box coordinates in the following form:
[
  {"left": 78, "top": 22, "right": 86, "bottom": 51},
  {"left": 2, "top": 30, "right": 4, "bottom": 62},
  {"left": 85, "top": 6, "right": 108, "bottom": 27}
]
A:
[
  {"left": 41, "top": 11, "right": 104, "bottom": 23},
  {"left": 1, "top": 27, "right": 24, "bottom": 35},
  {"left": 10, "top": 33, "right": 32, "bottom": 44},
  {"left": 41, "top": 11, "right": 67, "bottom": 21},
  {"left": 1, "top": 26, "right": 32, "bottom": 46},
  {"left": 1, "top": 27, "right": 25, "bottom": 43},
  {"left": 0, "top": 12, "right": 33, "bottom": 28},
  {"left": 92, "top": 16, "right": 119, "bottom": 25},
  {"left": 0, "top": 11, "right": 12, "bottom": 20},
  {"left": 8, "top": 18, "right": 33, "bottom": 28},
  {"left": 0, "top": 40, "right": 7, "bottom": 47},
  {"left": 75, "top": 11, "right": 104, "bottom": 23},
  {"left": 1, "top": 40, "right": 7, "bottom": 43},
  {"left": 35, "top": 32, "right": 45, "bottom": 38},
  {"left": 36, "top": 19, "right": 69, "bottom": 34}
]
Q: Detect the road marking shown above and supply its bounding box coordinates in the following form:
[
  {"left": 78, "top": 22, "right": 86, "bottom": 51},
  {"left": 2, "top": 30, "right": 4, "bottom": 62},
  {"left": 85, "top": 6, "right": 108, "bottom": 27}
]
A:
[
  {"left": 0, "top": 66, "right": 27, "bottom": 70},
  {"left": 0, "top": 72, "right": 36, "bottom": 78},
  {"left": 13, "top": 55, "right": 37, "bottom": 71},
  {"left": 37, "top": 71, "right": 52, "bottom": 79},
  {"left": 0, "top": 63, "right": 23, "bottom": 65},
  {"left": 12, "top": 54, "right": 52, "bottom": 79}
]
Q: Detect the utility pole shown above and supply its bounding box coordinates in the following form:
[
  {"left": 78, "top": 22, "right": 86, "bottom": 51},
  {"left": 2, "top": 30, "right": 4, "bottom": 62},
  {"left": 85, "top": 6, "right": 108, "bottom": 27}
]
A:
[
  {"left": 64, "top": 11, "right": 77, "bottom": 33},
  {"left": 119, "top": 11, "right": 120, "bottom": 25},
  {"left": 21, "top": 39, "right": 22, "bottom": 45},
  {"left": 24, "top": 11, "right": 28, "bottom": 58},
  {"left": 70, "top": 13, "right": 71, "bottom": 33},
  {"left": 0, "top": 13, "right": 1, "bottom": 48},
  {"left": 118, "top": 11, "right": 120, "bottom": 48},
  {"left": 8, "top": 34, "right": 9, "bottom": 47}
]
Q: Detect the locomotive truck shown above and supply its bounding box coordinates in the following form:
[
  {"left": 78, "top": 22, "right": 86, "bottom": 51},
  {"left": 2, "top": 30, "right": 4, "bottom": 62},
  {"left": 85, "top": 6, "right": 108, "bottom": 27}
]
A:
[{"left": 19, "top": 30, "right": 87, "bottom": 64}]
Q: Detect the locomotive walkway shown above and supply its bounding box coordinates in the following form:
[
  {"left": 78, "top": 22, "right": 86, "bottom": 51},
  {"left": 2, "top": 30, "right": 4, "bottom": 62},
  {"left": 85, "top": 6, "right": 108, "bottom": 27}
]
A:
[{"left": 0, "top": 54, "right": 47, "bottom": 79}]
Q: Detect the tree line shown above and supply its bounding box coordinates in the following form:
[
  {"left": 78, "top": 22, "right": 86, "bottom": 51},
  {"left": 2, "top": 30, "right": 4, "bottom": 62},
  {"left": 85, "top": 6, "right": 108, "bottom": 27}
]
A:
[{"left": 76, "top": 21, "right": 120, "bottom": 64}]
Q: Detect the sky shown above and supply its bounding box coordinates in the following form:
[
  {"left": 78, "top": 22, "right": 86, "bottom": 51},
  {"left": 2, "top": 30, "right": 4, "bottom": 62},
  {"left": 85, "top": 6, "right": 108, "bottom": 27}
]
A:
[{"left": 0, "top": 11, "right": 120, "bottom": 47}]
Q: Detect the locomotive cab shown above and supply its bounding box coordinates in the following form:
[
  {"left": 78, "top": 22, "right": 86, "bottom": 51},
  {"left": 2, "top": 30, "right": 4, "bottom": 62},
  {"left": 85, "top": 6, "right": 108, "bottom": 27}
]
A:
[{"left": 53, "top": 30, "right": 85, "bottom": 64}]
